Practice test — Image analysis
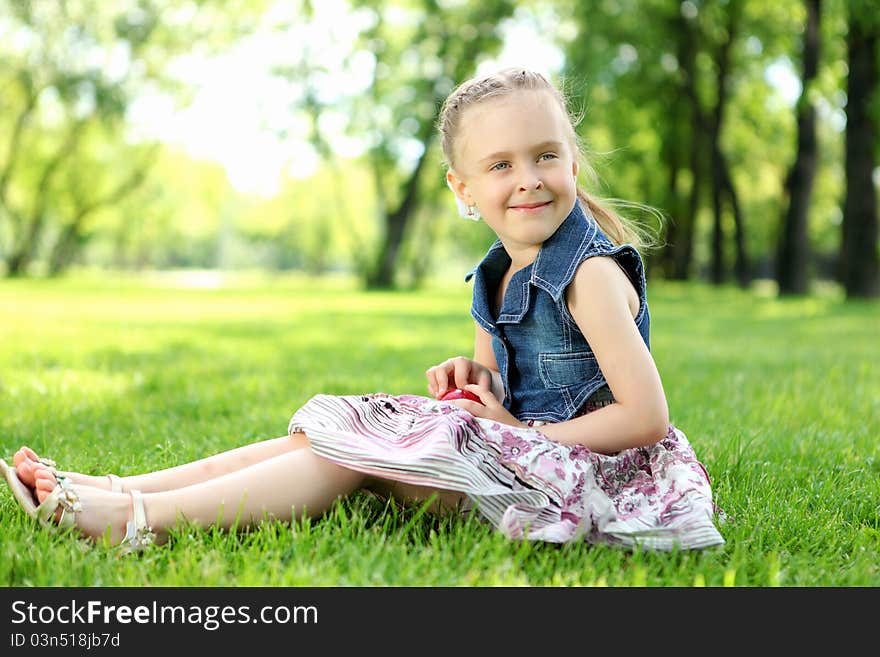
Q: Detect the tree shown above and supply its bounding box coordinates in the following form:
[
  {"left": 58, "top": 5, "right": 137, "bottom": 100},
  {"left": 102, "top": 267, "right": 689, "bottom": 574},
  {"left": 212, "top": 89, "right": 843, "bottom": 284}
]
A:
[
  {"left": 564, "top": 0, "right": 761, "bottom": 284},
  {"left": 776, "top": 0, "right": 822, "bottom": 295},
  {"left": 0, "top": 0, "right": 267, "bottom": 276},
  {"left": 706, "top": 0, "right": 752, "bottom": 287},
  {"left": 47, "top": 142, "right": 159, "bottom": 276},
  {"left": 333, "top": 0, "right": 515, "bottom": 289},
  {"left": 662, "top": 1, "right": 705, "bottom": 281},
  {"left": 562, "top": 0, "right": 693, "bottom": 275},
  {"left": 839, "top": 0, "right": 879, "bottom": 298}
]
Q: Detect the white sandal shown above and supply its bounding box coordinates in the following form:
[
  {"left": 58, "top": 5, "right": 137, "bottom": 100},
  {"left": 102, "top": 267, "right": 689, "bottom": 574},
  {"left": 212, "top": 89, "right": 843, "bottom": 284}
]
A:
[
  {"left": 1, "top": 458, "right": 38, "bottom": 517},
  {"left": 107, "top": 474, "right": 124, "bottom": 493},
  {"left": 119, "top": 489, "right": 156, "bottom": 553},
  {"left": 1, "top": 458, "right": 155, "bottom": 553},
  {"left": 32, "top": 456, "right": 125, "bottom": 493}
]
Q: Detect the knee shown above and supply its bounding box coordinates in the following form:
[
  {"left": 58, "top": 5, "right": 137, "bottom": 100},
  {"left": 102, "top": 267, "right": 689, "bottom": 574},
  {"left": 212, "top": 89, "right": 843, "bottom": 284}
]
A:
[
  {"left": 291, "top": 436, "right": 365, "bottom": 489},
  {"left": 288, "top": 431, "right": 311, "bottom": 450}
]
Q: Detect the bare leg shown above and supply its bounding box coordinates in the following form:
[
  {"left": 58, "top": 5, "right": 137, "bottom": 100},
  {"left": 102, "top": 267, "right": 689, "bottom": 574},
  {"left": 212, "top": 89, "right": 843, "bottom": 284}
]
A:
[
  {"left": 119, "top": 433, "right": 310, "bottom": 493},
  {"left": 364, "top": 479, "right": 468, "bottom": 516},
  {"left": 30, "top": 435, "right": 470, "bottom": 545},
  {"left": 33, "top": 437, "right": 365, "bottom": 544},
  {"left": 15, "top": 433, "right": 309, "bottom": 493}
]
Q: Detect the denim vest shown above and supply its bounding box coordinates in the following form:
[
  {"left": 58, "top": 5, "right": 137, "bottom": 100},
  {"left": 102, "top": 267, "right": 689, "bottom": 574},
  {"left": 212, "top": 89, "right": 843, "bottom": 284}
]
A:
[{"left": 465, "top": 200, "right": 650, "bottom": 424}]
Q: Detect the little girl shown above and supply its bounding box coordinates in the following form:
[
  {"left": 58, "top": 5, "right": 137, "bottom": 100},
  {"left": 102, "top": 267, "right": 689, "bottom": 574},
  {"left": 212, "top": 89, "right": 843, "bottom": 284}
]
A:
[{"left": 1, "top": 68, "right": 724, "bottom": 551}]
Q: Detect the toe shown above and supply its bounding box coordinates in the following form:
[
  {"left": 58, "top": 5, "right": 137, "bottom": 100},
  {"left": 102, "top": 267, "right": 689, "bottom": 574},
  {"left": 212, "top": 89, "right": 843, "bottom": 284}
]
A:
[
  {"left": 14, "top": 449, "right": 40, "bottom": 487},
  {"left": 17, "top": 459, "right": 37, "bottom": 487},
  {"left": 34, "top": 467, "right": 58, "bottom": 505},
  {"left": 15, "top": 446, "right": 40, "bottom": 463}
]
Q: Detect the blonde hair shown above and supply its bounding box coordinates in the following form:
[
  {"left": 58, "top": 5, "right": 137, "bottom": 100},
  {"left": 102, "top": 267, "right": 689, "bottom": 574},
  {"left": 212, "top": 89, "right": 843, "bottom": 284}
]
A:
[{"left": 437, "top": 67, "right": 657, "bottom": 249}]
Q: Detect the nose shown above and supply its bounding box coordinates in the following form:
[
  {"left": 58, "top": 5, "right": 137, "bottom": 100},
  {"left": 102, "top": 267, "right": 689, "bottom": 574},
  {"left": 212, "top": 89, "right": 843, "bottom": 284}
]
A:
[{"left": 518, "top": 168, "right": 544, "bottom": 192}]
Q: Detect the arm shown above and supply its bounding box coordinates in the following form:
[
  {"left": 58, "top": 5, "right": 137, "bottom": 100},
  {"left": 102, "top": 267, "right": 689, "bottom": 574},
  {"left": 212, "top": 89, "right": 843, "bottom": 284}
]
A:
[
  {"left": 535, "top": 256, "right": 669, "bottom": 453},
  {"left": 473, "top": 322, "right": 505, "bottom": 402}
]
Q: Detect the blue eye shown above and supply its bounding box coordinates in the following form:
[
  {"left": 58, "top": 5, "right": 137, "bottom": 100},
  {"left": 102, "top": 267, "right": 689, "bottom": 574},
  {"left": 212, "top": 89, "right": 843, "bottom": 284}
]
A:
[
  {"left": 490, "top": 162, "right": 509, "bottom": 171},
  {"left": 539, "top": 153, "right": 558, "bottom": 161}
]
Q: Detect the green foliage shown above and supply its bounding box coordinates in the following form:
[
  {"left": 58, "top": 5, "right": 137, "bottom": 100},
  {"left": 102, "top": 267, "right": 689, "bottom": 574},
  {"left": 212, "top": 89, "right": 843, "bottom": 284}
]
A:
[
  {"left": 0, "top": 0, "right": 270, "bottom": 274},
  {"left": 0, "top": 0, "right": 874, "bottom": 286},
  {"left": 302, "top": 0, "right": 516, "bottom": 285},
  {"left": 0, "top": 275, "right": 877, "bottom": 585},
  {"left": 85, "top": 147, "right": 236, "bottom": 269},
  {"left": 562, "top": 0, "right": 855, "bottom": 274},
  {"left": 236, "top": 159, "right": 379, "bottom": 273}
]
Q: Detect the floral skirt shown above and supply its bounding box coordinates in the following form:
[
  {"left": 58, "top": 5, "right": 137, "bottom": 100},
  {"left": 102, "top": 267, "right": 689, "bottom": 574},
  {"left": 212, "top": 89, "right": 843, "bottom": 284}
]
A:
[{"left": 288, "top": 393, "right": 725, "bottom": 551}]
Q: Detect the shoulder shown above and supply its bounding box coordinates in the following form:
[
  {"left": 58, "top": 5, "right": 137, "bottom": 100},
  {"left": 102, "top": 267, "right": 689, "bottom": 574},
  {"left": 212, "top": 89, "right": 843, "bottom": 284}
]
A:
[
  {"left": 570, "top": 255, "right": 635, "bottom": 295},
  {"left": 566, "top": 255, "right": 640, "bottom": 320}
]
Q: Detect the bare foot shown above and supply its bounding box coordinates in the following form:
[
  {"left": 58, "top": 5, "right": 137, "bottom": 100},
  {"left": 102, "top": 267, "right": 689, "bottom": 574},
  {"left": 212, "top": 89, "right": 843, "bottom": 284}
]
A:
[
  {"left": 14, "top": 446, "right": 118, "bottom": 491},
  {"left": 13, "top": 446, "right": 43, "bottom": 487},
  {"left": 32, "top": 465, "right": 152, "bottom": 545}
]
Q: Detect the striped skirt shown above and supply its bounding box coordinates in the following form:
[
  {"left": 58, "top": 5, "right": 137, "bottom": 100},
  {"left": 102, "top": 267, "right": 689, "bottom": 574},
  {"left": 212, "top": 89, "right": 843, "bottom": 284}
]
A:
[{"left": 288, "top": 393, "right": 725, "bottom": 551}]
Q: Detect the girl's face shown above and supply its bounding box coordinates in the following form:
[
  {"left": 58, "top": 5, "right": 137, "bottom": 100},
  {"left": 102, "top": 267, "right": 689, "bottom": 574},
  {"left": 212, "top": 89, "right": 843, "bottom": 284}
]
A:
[{"left": 447, "top": 90, "right": 579, "bottom": 264}]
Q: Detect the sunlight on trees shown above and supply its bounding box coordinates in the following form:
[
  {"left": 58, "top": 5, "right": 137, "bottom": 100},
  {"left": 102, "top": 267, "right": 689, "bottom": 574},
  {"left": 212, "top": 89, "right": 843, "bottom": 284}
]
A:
[{"left": 0, "top": 0, "right": 875, "bottom": 297}]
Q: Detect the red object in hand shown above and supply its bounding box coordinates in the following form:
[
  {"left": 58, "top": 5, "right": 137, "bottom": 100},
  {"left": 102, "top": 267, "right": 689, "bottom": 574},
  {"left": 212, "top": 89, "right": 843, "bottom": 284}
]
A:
[{"left": 440, "top": 388, "right": 484, "bottom": 405}]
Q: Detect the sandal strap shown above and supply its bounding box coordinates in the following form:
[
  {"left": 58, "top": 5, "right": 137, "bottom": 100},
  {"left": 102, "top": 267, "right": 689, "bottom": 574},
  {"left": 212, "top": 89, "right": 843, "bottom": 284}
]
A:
[
  {"left": 36, "top": 475, "right": 81, "bottom": 528},
  {"left": 34, "top": 458, "right": 123, "bottom": 494},
  {"left": 120, "top": 489, "right": 155, "bottom": 553},
  {"left": 1, "top": 458, "right": 38, "bottom": 517}
]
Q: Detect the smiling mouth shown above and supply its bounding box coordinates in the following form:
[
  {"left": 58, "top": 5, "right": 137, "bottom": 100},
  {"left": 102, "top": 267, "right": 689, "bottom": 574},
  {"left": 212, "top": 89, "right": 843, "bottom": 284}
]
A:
[{"left": 509, "top": 201, "right": 552, "bottom": 210}]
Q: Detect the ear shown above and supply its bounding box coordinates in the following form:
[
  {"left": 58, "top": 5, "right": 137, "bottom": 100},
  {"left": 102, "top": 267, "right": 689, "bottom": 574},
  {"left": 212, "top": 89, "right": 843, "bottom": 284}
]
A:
[
  {"left": 446, "top": 169, "right": 472, "bottom": 205},
  {"left": 571, "top": 159, "right": 579, "bottom": 180}
]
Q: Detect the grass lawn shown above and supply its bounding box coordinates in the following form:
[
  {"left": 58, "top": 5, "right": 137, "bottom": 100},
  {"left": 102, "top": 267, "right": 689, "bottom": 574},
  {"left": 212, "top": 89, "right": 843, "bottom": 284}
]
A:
[{"left": 0, "top": 271, "right": 877, "bottom": 586}]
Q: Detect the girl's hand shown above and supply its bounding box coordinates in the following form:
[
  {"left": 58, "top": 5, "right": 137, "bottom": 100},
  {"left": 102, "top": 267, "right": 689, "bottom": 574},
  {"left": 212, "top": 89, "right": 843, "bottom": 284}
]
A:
[
  {"left": 447, "top": 382, "right": 527, "bottom": 429},
  {"left": 425, "top": 357, "right": 493, "bottom": 400}
]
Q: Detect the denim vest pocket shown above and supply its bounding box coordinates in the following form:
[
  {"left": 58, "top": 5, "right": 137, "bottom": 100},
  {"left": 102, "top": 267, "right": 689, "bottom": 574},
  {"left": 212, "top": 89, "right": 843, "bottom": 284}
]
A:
[{"left": 538, "top": 351, "right": 603, "bottom": 388}]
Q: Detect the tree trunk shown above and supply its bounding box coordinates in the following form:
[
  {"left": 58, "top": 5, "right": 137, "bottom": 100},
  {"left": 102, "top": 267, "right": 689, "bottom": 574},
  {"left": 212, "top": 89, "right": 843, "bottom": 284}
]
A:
[
  {"left": 5, "top": 250, "right": 28, "bottom": 277},
  {"left": 721, "top": 161, "right": 750, "bottom": 287},
  {"left": 776, "top": 0, "right": 822, "bottom": 296},
  {"left": 47, "top": 220, "right": 83, "bottom": 276},
  {"left": 4, "top": 123, "right": 82, "bottom": 276},
  {"left": 0, "top": 82, "right": 40, "bottom": 263},
  {"left": 709, "top": 144, "right": 726, "bottom": 284},
  {"left": 840, "top": 10, "right": 879, "bottom": 298},
  {"left": 707, "top": 2, "right": 742, "bottom": 285},
  {"left": 675, "top": 131, "right": 702, "bottom": 280},
  {"left": 6, "top": 210, "right": 47, "bottom": 276},
  {"left": 367, "top": 132, "right": 435, "bottom": 289},
  {"left": 658, "top": 130, "right": 682, "bottom": 278},
  {"left": 669, "top": 5, "right": 704, "bottom": 281},
  {"left": 47, "top": 153, "right": 154, "bottom": 277}
]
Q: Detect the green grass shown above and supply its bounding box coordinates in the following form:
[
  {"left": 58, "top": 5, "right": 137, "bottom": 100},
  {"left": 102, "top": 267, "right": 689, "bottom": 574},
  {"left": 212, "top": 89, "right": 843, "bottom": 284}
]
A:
[{"left": 0, "top": 271, "right": 877, "bottom": 586}]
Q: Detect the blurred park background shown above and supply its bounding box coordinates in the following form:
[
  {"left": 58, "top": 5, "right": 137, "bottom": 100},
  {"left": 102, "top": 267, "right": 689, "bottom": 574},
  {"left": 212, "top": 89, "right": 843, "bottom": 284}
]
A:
[
  {"left": 1, "top": 1, "right": 879, "bottom": 585},
  {"left": 0, "top": 0, "right": 877, "bottom": 297}
]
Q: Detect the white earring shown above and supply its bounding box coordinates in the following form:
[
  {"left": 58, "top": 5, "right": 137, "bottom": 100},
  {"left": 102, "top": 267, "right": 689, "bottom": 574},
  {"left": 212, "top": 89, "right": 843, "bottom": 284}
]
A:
[{"left": 447, "top": 179, "right": 481, "bottom": 221}]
